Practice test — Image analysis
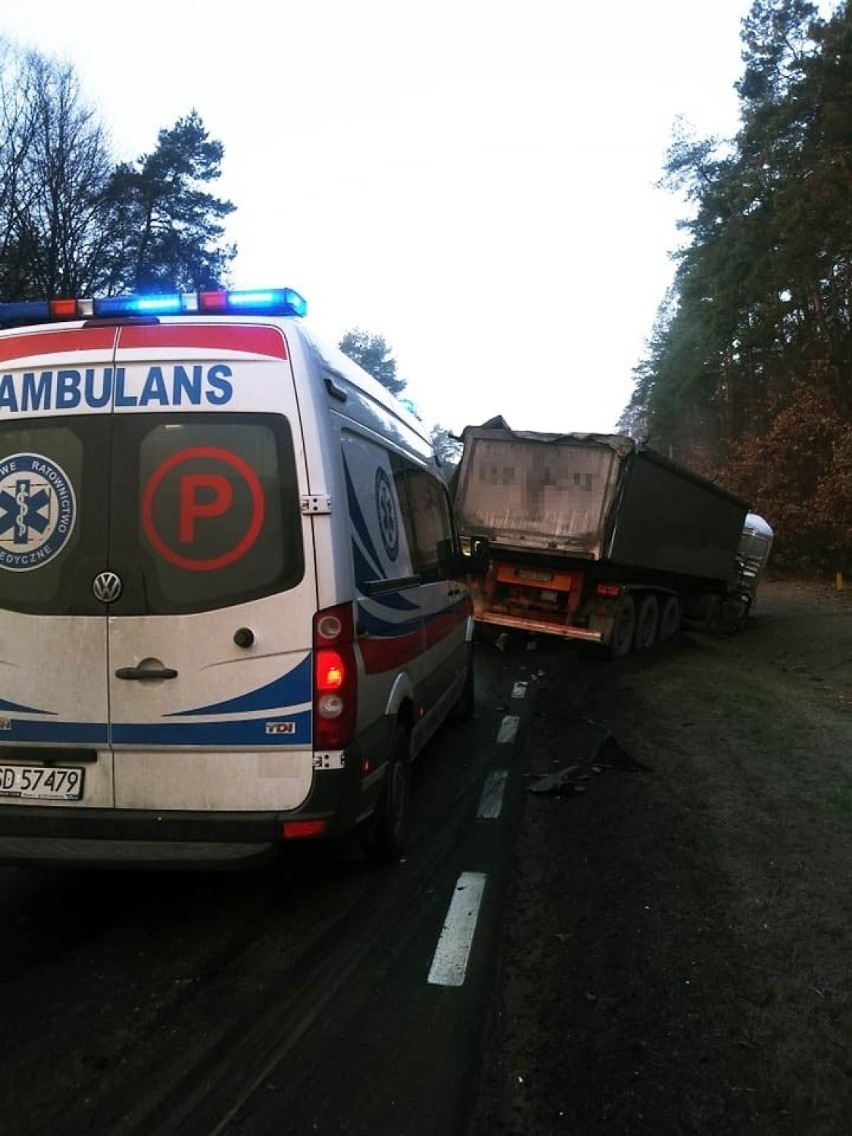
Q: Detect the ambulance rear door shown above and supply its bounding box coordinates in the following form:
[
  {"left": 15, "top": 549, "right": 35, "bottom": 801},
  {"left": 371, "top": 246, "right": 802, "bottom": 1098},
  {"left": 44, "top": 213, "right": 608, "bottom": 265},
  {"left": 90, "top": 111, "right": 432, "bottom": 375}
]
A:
[
  {"left": 105, "top": 321, "right": 318, "bottom": 812},
  {"left": 0, "top": 324, "right": 116, "bottom": 804}
]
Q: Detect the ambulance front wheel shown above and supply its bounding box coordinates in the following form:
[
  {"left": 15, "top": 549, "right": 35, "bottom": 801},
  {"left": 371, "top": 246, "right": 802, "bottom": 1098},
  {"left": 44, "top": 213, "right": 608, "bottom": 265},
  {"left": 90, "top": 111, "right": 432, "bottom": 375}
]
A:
[{"left": 364, "top": 723, "right": 411, "bottom": 864}]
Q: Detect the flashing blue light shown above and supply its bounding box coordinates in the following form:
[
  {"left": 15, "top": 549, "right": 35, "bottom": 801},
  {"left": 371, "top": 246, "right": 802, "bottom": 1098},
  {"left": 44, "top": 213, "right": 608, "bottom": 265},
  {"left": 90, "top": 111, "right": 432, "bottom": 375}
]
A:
[
  {"left": 133, "top": 294, "right": 184, "bottom": 314},
  {"left": 227, "top": 288, "right": 308, "bottom": 317},
  {"left": 0, "top": 300, "right": 51, "bottom": 324},
  {"left": 94, "top": 293, "right": 185, "bottom": 317}
]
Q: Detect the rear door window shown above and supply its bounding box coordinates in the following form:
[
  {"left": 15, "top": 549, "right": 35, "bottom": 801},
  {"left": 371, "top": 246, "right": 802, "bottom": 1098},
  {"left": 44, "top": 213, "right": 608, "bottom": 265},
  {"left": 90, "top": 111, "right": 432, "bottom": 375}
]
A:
[
  {"left": 108, "top": 413, "right": 304, "bottom": 615},
  {"left": 0, "top": 416, "right": 109, "bottom": 615}
]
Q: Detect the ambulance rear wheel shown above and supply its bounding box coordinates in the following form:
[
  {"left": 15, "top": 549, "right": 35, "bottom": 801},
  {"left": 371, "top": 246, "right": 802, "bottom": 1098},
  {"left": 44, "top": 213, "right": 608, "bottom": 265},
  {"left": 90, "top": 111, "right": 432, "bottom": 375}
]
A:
[
  {"left": 451, "top": 646, "right": 475, "bottom": 722},
  {"left": 364, "top": 724, "right": 411, "bottom": 864}
]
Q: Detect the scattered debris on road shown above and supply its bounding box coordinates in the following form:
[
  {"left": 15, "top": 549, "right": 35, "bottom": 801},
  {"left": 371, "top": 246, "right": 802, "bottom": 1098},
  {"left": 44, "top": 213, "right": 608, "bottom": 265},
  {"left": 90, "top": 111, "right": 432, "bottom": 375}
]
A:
[{"left": 525, "top": 732, "right": 651, "bottom": 795}]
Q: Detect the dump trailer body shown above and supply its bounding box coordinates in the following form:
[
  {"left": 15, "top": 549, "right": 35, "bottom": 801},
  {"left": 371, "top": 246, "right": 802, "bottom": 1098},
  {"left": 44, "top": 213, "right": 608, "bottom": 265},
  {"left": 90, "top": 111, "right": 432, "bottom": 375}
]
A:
[
  {"left": 603, "top": 445, "right": 749, "bottom": 585},
  {"left": 453, "top": 423, "right": 758, "bottom": 654}
]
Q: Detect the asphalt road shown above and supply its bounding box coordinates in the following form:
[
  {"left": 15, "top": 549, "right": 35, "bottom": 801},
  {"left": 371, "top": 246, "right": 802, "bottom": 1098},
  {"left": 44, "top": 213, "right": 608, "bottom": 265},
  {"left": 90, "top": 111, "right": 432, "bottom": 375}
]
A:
[{"left": 0, "top": 637, "right": 558, "bottom": 1136}]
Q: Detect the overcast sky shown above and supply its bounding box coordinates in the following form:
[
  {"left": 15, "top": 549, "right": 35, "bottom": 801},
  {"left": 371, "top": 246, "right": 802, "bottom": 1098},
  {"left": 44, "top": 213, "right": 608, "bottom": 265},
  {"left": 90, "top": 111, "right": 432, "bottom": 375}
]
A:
[{"left": 2, "top": 1, "right": 762, "bottom": 436}]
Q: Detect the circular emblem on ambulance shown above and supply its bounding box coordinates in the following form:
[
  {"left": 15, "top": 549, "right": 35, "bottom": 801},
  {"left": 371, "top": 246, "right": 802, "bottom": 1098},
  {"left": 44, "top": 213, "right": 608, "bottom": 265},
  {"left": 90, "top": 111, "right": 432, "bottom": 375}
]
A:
[
  {"left": 0, "top": 453, "right": 76, "bottom": 572},
  {"left": 374, "top": 467, "right": 399, "bottom": 561},
  {"left": 92, "top": 571, "right": 123, "bottom": 603}
]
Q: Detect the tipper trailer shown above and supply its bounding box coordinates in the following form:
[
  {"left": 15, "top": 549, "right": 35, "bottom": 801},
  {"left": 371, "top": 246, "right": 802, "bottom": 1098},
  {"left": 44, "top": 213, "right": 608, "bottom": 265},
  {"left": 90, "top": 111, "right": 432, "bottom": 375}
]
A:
[{"left": 452, "top": 420, "right": 773, "bottom": 656}]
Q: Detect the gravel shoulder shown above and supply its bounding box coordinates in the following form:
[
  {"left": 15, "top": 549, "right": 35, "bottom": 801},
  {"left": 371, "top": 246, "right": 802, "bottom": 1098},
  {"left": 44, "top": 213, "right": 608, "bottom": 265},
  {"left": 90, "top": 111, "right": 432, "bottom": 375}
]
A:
[{"left": 467, "top": 579, "right": 852, "bottom": 1136}]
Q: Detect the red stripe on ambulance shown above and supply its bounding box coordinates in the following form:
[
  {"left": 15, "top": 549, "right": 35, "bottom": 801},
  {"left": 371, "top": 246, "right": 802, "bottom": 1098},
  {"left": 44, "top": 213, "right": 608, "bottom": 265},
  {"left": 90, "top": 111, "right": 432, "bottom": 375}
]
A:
[
  {"left": 118, "top": 324, "right": 287, "bottom": 358},
  {"left": 358, "top": 628, "right": 423, "bottom": 674},
  {"left": 424, "top": 604, "right": 470, "bottom": 651},
  {"left": 0, "top": 327, "right": 116, "bottom": 364}
]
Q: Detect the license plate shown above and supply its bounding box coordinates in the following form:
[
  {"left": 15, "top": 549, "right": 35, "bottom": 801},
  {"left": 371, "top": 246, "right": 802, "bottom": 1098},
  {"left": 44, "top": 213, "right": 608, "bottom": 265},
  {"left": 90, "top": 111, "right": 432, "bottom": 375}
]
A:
[
  {"left": 0, "top": 764, "right": 84, "bottom": 800},
  {"left": 516, "top": 567, "right": 553, "bottom": 582}
]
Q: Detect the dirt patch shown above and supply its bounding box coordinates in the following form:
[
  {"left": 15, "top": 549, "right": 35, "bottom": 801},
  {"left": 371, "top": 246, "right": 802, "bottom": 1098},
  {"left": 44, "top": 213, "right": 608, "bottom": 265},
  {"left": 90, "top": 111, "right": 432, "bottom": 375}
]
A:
[{"left": 468, "top": 579, "right": 852, "bottom": 1135}]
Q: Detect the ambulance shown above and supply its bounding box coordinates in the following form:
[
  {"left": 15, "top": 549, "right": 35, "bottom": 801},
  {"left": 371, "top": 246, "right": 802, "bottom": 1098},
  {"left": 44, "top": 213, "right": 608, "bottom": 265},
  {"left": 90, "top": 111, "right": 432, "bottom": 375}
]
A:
[{"left": 0, "top": 287, "right": 474, "bottom": 867}]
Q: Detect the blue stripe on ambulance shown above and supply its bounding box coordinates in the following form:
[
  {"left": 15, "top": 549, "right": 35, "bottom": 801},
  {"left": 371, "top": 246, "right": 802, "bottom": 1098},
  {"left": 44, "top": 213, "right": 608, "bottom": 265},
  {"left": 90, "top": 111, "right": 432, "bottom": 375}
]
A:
[
  {"left": 2, "top": 660, "right": 312, "bottom": 746},
  {"left": 166, "top": 656, "right": 311, "bottom": 716},
  {"left": 0, "top": 696, "right": 55, "bottom": 715},
  {"left": 3, "top": 721, "right": 108, "bottom": 744},
  {"left": 4, "top": 714, "right": 310, "bottom": 747},
  {"left": 111, "top": 711, "right": 311, "bottom": 747}
]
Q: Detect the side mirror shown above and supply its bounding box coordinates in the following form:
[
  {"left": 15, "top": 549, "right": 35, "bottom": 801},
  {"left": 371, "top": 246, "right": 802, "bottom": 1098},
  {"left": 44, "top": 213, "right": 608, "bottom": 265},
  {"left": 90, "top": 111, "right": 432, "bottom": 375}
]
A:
[
  {"left": 468, "top": 537, "right": 490, "bottom": 576},
  {"left": 437, "top": 539, "right": 473, "bottom": 579}
]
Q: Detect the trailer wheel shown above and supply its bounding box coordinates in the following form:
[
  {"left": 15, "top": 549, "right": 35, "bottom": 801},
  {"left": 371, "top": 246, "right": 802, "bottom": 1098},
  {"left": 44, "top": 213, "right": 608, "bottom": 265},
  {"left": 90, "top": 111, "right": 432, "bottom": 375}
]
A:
[
  {"left": 704, "top": 596, "right": 723, "bottom": 632},
  {"left": 721, "top": 595, "right": 751, "bottom": 634},
  {"left": 634, "top": 595, "right": 660, "bottom": 649},
  {"left": 736, "top": 596, "right": 752, "bottom": 630},
  {"left": 658, "top": 595, "right": 681, "bottom": 642},
  {"left": 609, "top": 594, "right": 636, "bottom": 658}
]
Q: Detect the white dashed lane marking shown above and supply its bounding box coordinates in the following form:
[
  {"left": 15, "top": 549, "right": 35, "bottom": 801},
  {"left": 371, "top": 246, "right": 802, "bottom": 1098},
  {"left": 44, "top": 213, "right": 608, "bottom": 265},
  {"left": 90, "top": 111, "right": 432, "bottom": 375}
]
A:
[
  {"left": 426, "top": 673, "right": 532, "bottom": 985},
  {"left": 427, "top": 872, "right": 488, "bottom": 987},
  {"left": 477, "top": 770, "right": 508, "bottom": 819},
  {"left": 496, "top": 715, "right": 520, "bottom": 744}
]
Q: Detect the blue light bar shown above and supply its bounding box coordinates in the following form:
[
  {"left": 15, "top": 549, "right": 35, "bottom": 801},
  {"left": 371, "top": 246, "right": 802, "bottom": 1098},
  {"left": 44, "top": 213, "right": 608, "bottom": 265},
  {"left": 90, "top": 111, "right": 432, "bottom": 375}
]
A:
[
  {"left": 0, "top": 286, "right": 309, "bottom": 329},
  {"left": 0, "top": 300, "right": 51, "bottom": 324}
]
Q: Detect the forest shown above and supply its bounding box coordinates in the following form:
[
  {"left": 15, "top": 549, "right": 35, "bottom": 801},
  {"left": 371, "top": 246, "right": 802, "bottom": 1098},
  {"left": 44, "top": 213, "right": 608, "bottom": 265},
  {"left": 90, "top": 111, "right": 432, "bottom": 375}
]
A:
[
  {"left": 2, "top": 5, "right": 851, "bottom": 569},
  {"left": 623, "top": 0, "right": 852, "bottom": 571},
  {"left": 0, "top": 40, "right": 235, "bottom": 301}
]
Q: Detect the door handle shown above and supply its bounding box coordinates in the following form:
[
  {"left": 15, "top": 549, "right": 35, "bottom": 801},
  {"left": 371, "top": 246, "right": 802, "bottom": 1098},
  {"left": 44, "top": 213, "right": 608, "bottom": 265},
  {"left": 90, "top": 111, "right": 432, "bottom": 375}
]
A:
[{"left": 115, "top": 665, "right": 178, "bottom": 681}]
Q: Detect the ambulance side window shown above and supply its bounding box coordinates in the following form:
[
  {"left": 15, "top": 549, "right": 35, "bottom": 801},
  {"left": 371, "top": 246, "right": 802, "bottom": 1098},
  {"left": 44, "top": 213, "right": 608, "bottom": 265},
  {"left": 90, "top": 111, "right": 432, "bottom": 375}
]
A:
[
  {"left": 341, "top": 431, "right": 417, "bottom": 590},
  {"left": 405, "top": 469, "right": 456, "bottom": 579},
  {"left": 391, "top": 463, "right": 416, "bottom": 569}
]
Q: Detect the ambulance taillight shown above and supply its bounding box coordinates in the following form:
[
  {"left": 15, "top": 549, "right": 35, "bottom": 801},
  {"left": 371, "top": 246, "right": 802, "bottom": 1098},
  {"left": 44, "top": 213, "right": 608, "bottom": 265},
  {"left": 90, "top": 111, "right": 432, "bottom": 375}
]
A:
[{"left": 312, "top": 604, "right": 357, "bottom": 749}]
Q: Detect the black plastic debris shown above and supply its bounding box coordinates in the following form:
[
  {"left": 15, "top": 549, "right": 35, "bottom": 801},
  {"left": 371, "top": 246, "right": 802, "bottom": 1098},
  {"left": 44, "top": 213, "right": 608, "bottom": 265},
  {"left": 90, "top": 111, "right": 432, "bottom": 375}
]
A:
[{"left": 593, "top": 734, "right": 653, "bottom": 772}]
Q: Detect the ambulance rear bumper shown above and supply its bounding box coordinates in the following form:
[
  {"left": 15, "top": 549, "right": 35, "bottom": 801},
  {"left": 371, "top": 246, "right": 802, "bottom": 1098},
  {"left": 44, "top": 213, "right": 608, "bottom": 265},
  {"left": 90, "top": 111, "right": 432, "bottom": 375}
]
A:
[
  {"left": 0, "top": 799, "right": 347, "bottom": 870},
  {"left": 0, "top": 833, "right": 279, "bottom": 869}
]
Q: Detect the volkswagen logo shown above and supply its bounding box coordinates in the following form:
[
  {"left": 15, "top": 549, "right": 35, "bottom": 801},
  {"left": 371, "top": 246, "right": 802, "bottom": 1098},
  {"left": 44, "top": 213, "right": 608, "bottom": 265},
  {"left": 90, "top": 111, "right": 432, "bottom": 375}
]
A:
[{"left": 92, "top": 571, "right": 123, "bottom": 603}]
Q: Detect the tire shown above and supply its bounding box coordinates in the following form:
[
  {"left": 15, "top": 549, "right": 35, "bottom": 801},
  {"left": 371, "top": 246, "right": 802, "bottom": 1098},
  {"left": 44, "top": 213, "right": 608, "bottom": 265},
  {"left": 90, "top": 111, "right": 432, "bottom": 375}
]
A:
[
  {"left": 705, "top": 595, "right": 723, "bottom": 632},
  {"left": 736, "top": 596, "right": 752, "bottom": 631},
  {"left": 609, "top": 594, "right": 636, "bottom": 658},
  {"left": 363, "top": 724, "right": 411, "bottom": 864},
  {"left": 634, "top": 595, "right": 660, "bottom": 649},
  {"left": 450, "top": 648, "right": 475, "bottom": 722},
  {"left": 658, "top": 595, "right": 681, "bottom": 642},
  {"left": 720, "top": 596, "right": 751, "bottom": 634}
]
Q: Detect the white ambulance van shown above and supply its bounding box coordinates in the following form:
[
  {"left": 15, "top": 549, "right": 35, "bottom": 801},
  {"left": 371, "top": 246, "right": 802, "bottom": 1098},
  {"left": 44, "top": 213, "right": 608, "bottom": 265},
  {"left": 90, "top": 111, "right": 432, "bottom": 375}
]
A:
[{"left": 0, "top": 287, "right": 474, "bottom": 868}]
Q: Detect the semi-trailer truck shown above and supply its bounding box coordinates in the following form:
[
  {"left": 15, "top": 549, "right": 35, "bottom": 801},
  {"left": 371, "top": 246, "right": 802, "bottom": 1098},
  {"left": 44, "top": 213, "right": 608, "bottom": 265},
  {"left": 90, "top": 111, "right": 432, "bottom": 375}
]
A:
[{"left": 453, "top": 419, "right": 773, "bottom": 656}]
